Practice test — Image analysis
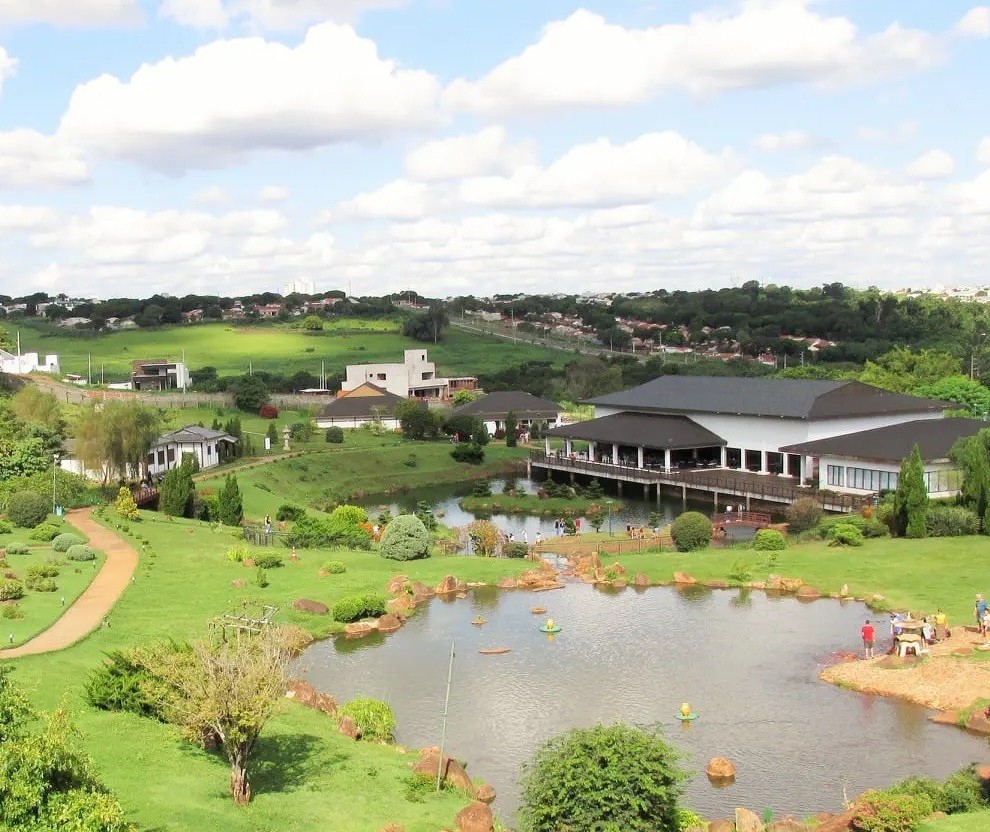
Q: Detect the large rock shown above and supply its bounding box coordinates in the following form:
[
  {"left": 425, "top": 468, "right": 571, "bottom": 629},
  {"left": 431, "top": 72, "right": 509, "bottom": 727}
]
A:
[
  {"left": 839, "top": 583, "right": 849, "bottom": 598},
  {"left": 338, "top": 715, "right": 361, "bottom": 740},
  {"left": 293, "top": 598, "right": 329, "bottom": 615},
  {"left": 929, "top": 710, "right": 959, "bottom": 726},
  {"left": 476, "top": 784, "right": 496, "bottom": 805},
  {"left": 673, "top": 572, "right": 698, "bottom": 585},
  {"left": 770, "top": 819, "right": 809, "bottom": 832},
  {"left": 387, "top": 595, "right": 416, "bottom": 615},
  {"left": 286, "top": 680, "right": 320, "bottom": 708},
  {"left": 386, "top": 574, "right": 409, "bottom": 594},
  {"left": 814, "top": 809, "right": 856, "bottom": 832},
  {"left": 344, "top": 621, "right": 376, "bottom": 638},
  {"left": 795, "top": 586, "right": 821, "bottom": 601},
  {"left": 455, "top": 801, "right": 493, "bottom": 832},
  {"left": 706, "top": 757, "right": 736, "bottom": 779},
  {"left": 410, "top": 581, "right": 435, "bottom": 604},
  {"left": 436, "top": 575, "right": 468, "bottom": 595},
  {"left": 633, "top": 573, "right": 650, "bottom": 588},
  {"left": 412, "top": 747, "right": 474, "bottom": 794},
  {"left": 376, "top": 613, "right": 402, "bottom": 634},
  {"left": 497, "top": 577, "right": 519, "bottom": 589},
  {"left": 779, "top": 578, "right": 804, "bottom": 593},
  {"left": 965, "top": 709, "right": 990, "bottom": 734},
  {"left": 735, "top": 807, "right": 763, "bottom": 832},
  {"left": 709, "top": 820, "right": 734, "bottom": 832},
  {"left": 611, "top": 578, "right": 627, "bottom": 589}
]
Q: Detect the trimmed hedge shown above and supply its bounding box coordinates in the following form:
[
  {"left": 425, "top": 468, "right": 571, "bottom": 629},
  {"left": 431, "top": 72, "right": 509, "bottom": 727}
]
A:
[
  {"left": 6, "top": 490, "right": 48, "bottom": 528},
  {"left": 322, "top": 561, "right": 346, "bottom": 574},
  {"left": 275, "top": 504, "right": 306, "bottom": 522},
  {"left": 925, "top": 505, "right": 980, "bottom": 537},
  {"left": 27, "top": 564, "right": 59, "bottom": 578},
  {"left": 332, "top": 592, "right": 388, "bottom": 623},
  {"left": 752, "top": 529, "right": 786, "bottom": 551},
  {"left": 325, "top": 426, "right": 344, "bottom": 444},
  {"left": 66, "top": 544, "right": 97, "bottom": 562},
  {"left": 28, "top": 522, "right": 62, "bottom": 542},
  {"left": 3, "top": 543, "right": 29, "bottom": 555},
  {"left": 828, "top": 524, "right": 864, "bottom": 547},
  {"left": 25, "top": 575, "right": 57, "bottom": 592},
  {"left": 504, "top": 542, "right": 529, "bottom": 558},
  {"left": 0, "top": 578, "right": 24, "bottom": 601},
  {"left": 253, "top": 552, "right": 284, "bottom": 569},
  {"left": 670, "top": 512, "right": 712, "bottom": 552},
  {"left": 379, "top": 514, "right": 430, "bottom": 562},
  {"left": 52, "top": 532, "right": 85, "bottom": 553}
]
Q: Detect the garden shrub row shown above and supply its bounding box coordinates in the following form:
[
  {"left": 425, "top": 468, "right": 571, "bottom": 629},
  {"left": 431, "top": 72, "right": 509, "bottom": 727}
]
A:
[
  {"left": 332, "top": 592, "right": 388, "bottom": 623},
  {"left": 67, "top": 544, "right": 96, "bottom": 562},
  {"left": 52, "top": 532, "right": 84, "bottom": 552},
  {"left": 337, "top": 697, "right": 395, "bottom": 742}
]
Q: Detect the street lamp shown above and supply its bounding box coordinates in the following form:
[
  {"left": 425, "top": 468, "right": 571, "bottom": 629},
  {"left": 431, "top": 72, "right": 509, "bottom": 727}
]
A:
[
  {"left": 52, "top": 453, "right": 58, "bottom": 517},
  {"left": 605, "top": 499, "right": 614, "bottom": 537}
]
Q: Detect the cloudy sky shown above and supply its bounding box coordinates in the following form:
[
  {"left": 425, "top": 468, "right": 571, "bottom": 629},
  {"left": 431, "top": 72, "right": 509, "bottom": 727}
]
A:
[{"left": 0, "top": 0, "right": 988, "bottom": 299}]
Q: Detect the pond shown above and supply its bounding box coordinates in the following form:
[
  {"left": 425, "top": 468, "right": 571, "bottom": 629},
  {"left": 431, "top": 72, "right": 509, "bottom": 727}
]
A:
[
  {"left": 300, "top": 583, "right": 986, "bottom": 823},
  {"left": 361, "top": 476, "right": 749, "bottom": 543}
]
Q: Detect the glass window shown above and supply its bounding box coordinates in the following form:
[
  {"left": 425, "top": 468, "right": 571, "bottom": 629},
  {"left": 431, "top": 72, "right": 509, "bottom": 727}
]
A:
[{"left": 827, "top": 465, "right": 844, "bottom": 486}]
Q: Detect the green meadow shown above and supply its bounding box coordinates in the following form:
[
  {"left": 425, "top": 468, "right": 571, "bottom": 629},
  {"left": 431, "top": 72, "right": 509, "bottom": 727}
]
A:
[{"left": 17, "top": 319, "right": 565, "bottom": 383}]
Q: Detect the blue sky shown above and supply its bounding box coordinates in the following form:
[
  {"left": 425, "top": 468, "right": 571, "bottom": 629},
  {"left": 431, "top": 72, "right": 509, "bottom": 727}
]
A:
[{"left": 0, "top": 0, "right": 987, "bottom": 298}]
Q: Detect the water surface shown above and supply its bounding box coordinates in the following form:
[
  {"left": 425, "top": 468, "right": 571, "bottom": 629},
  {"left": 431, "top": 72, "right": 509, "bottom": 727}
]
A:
[{"left": 301, "top": 583, "right": 986, "bottom": 822}]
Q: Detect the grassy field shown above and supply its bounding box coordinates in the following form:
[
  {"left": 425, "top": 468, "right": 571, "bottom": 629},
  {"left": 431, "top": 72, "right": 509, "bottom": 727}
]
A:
[
  {"left": 17, "top": 319, "right": 565, "bottom": 384},
  {"left": 920, "top": 811, "right": 990, "bottom": 832},
  {"left": 0, "top": 520, "right": 107, "bottom": 648},
  {"left": 195, "top": 433, "right": 529, "bottom": 519},
  {"left": 4, "top": 510, "right": 534, "bottom": 832}
]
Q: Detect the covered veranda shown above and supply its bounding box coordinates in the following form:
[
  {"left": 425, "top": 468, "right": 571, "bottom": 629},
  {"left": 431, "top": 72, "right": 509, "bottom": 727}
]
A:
[{"left": 544, "top": 413, "right": 726, "bottom": 473}]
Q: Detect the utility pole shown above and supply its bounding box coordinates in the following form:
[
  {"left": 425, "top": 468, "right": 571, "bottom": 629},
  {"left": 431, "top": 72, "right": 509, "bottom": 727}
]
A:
[{"left": 436, "top": 642, "right": 456, "bottom": 793}]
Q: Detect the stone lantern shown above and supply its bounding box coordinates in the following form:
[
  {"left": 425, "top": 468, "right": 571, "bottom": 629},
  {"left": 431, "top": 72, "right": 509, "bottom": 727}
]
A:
[{"left": 282, "top": 425, "right": 291, "bottom": 451}]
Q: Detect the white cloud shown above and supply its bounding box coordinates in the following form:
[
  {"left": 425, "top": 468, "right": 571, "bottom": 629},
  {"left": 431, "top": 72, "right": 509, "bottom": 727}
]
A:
[
  {"left": 459, "top": 132, "right": 737, "bottom": 209},
  {"left": 755, "top": 130, "right": 814, "bottom": 152},
  {"left": 190, "top": 185, "right": 230, "bottom": 206},
  {"left": 405, "top": 127, "right": 537, "bottom": 182},
  {"left": 0, "top": 0, "right": 140, "bottom": 26},
  {"left": 0, "top": 130, "right": 89, "bottom": 188},
  {"left": 956, "top": 7, "right": 990, "bottom": 38},
  {"left": 160, "top": 0, "right": 407, "bottom": 30},
  {"left": 906, "top": 150, "right": 955, "bottom": 180},
  {"left": 857, "top": 121, "right": 917, "bottom": 143},
  {"left": 0, "top": 204, "right": 59, "bottom": 231},
  {"left": 444, "top": 3, "right": 944, "bottom": 115},
  {"left": 58, "top": 22, "right": 441, "bottom": 172},
  {"left": 259, "top": 185, "right": 290, "bottom": 202},
  {"left": 332, "top": 179, "right": 432, "bottom": 220},
  {"left": 0, "top": 47, "right": 17, "bottom": 95},
  {"left": 978, "top": 138, "right": 990, "bottom": 166}
]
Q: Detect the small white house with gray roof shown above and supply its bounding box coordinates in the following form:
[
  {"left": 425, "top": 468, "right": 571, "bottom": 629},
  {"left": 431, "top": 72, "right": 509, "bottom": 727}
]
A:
[{"left": 145, "top": 425, "right": 237, "bottom": 476}]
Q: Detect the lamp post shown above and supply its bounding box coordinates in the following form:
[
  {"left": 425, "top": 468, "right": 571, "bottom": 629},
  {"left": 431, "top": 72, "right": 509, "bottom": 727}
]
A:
[
  {"left": 605, "top": 499, "right": 614, "bottom": 537},
  {"left": 52, "top": 453, "right": 58, "bottom": 516}
]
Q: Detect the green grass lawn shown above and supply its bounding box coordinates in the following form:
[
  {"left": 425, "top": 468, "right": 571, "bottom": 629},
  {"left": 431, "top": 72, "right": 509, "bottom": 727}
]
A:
[
  {"left": 920, "top": 811, "right": 990, "bottom": 832},
  {"left": 4, "top": 510, "right": 533, "bottom": 832},
  {"left": 611, "top": 534, "right": 990, "bottom": 625},
  {"left": 19, "top": 320, "right": 565, "bottom": 384},
  {"left": 196, "top": 433, "right": 528, "bottom": 520}
]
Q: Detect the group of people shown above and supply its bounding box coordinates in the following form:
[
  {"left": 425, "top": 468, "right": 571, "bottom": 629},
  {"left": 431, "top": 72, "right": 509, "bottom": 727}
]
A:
[{"left": 859, "top": 608, "right": 952, "bottom": 659}]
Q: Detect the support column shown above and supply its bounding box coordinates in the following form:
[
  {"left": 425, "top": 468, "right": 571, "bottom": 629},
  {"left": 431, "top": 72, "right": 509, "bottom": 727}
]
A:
[
  {"left": 681, "top": 484, "right": 687, "bottom": 508},
  {"left": 544, "top": 437, "right": 550, "bottom": 455},
  {"left": 588, "top": 441, "right": 596, "bottom": 462},
  {"left": 637, "top": 446, "right": 645, "bottom": 469},
  {"left": 720, "top": 446, "right": 727, "bottom": 468},
  {"left": 617, "top": 480, "right": 624, "bottom": 496},
  {"left": 760, "top": 450, "right": 768, "bottom": 473},
  {"left": 644, "top": 484, "right": 649, "bottom": 499},
  {"left": 612, "top": 443, "right": 620, "bottom": 465},
  {"left": 565, "top": 439, "right": 573, "bottom": 457},
  {"left": 713, "top": 489, "right": 719, "bottom": 509},
  {"left": 664, "top": 449, "right": 672, "bottom": 471}
]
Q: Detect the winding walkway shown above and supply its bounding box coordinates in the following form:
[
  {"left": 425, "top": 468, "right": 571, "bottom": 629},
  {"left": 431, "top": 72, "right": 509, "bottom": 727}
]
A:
[{"left": 0, "top": 508, "right": 138, "bottom": 659}]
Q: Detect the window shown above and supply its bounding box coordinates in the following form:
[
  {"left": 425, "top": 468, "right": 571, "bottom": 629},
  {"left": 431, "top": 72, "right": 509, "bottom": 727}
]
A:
[
  {"left": 924, "top": 468, "right": 962, "bottom": 494},
  {"left": 827, "top": 465, "right": 844, "bottom": 486},
  {"left": 206, "top": 445, "right": 212, "bottom": 456},
  {"left": 377, "top": 373, "right": 386, "bottom": 380},
  {"left": 157, "top": 451, "right": 165, "bottom": 465},
  {"left": 166, "top": 448, "right": 175, "bottom": 464},
  {"left": 846, "top": 467, "right": 898, "bottom": 492}
]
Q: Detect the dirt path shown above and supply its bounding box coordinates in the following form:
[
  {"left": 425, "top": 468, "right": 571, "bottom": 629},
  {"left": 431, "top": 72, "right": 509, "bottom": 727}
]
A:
[
  {"left": 821, "top": 627, "right": 990, "bottom": 711},
  {"left": 0, "top": 508, "right": 138, "bottom": 659}
]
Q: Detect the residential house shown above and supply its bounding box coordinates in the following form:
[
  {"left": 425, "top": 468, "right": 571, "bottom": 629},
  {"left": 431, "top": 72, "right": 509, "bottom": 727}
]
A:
[
  {"left": 315, "top": 382, "right": 409, "bottom": 430},
  {"left": 131, "top": 359, "right": 191, "bottom": 391},
  {"left": 145, "top": 425, "right": 237, "bottom": 476},
  {"left": 342, "top": 349, "right": 476, "bottom": 401},
  {"left": 452, "top": 391, "right": 563, "bottom": 436}
]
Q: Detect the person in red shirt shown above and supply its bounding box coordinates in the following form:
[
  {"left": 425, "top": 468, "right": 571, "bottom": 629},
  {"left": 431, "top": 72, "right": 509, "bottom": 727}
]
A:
[{"left": 861, "top": 619, "right": 876, "bottom": 659}]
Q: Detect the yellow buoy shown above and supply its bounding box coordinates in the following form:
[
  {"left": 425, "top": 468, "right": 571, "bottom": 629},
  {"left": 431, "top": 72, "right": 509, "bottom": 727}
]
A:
[
  {"left": 546, "top": 618, "right": 555, "bottom": 629},
  {"left": 680, "top": 702, "right": 692, "bottom": 718}
]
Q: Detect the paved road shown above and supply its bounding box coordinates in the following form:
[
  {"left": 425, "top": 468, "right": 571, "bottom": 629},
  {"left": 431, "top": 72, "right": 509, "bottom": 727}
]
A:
[{"left": 0, "top": 508, "right": 138, "bottom": 659}]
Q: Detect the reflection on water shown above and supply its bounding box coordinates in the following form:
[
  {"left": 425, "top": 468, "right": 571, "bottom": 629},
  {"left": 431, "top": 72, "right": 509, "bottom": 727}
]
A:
[{"left": 301, "top": 584, "right": 986, "bottom": 824}]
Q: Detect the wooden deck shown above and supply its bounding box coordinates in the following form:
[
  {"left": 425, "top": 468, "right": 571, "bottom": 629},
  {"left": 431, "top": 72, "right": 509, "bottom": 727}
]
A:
[{"left": 528, "top": 452, "right": 871, "bottom": 512}]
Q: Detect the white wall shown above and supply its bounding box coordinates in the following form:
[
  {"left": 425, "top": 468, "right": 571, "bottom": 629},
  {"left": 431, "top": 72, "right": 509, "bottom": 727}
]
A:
[
  {"left": 147, "top": 440, "right": 223, "bottom": 476},
  {"left": 343, "top": 350, "right": 441, "bottom": 398},
  {"left": 0, "top": 351, "right": 58, "bottom": 374},
  {"left": 315, "top": 416, "right": 400, "bottom": 430},
  {"left": 816, "top": 454, "right": 961, "bottom": 497}
]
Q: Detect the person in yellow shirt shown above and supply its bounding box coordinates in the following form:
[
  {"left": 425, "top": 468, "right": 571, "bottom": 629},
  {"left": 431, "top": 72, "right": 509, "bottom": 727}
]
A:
[{"left": 933, "top": 608, "right": 949, "bottom": 641}]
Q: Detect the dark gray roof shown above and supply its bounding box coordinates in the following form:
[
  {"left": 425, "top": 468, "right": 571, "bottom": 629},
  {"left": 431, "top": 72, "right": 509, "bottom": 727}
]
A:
[
  {"left": 546, "top": 413, "right": 725, "bottom": 450},
  {"left": 454, "top": 391, "right": 561, "bottom": 420},
  {"left": 587, "top": 377, "right": 950, "bottom": 420},
  {"left": 155, "top": 425, "right": 235, "bottom": 446},
  {"left": 780, "top": 418, "right": 987, "bottom": 462},
  {"left": 318, "top": 388, "right": 408, "bottom": 420}
]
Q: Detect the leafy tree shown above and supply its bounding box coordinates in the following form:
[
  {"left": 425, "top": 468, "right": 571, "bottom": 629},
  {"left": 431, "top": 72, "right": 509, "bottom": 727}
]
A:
[
  {"left": 670, "top": 511, "right": 712, "bottom": 551},
  {"left": 519, "top": 723, "right": 686, "bottom": 832},
  {"left": 76, "top": 401, "right": 162, "bottom": 484},
  {"left": 230, "top": 374, "right": 270, "bottom": 413},
  {"left": 150, "top": 628, "right": 290, "bottom": 805},
  {"left": 505, "top": 410, "right": 518, "bottom": 447},
  {"left": 859, "top": 348, "right": 961, "bottom": 394},
  {"left": 11, "top": 385, "right": 62, "bottom": 428},
  {"left": 403, "top": 304, "right": 448, "bottom": 343},
  {"left": 302, "top": 315, "right": 324, "bottom": 332},
  {"left": 6, "top": 490, "right": 49, "bottom": 527},
  {"left": 114, "top": 486, "right": 139, "bottom": 521},
  {"left": 159, "top": 454, "right": 196, "bottom": 518},
  {"left": 394, "top": 400, "right": 443, "bottom": 440},
  {"left": 452, "top": 390, "right": 479, "bottom": 406},
  {"left": 950, "top": 430, "right": 990, "bottom": 532},
  {"left": 913, "top": 376, "right": 990, "bottom": 419},
  {"left": 218, "top": 474, "right": 243, "bottom": 526},
  {"left": 892, "top": 444, "right": 928, "bottom": 538},
  {"left": 443, "top": 412, "right": 482, "bottom": 440},
  {"left": 467, "top": 520, "right": 501, "bottom": 556}
]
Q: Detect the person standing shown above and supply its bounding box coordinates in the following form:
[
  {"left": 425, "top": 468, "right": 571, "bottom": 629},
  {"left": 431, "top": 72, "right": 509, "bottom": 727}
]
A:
[
  {"left": 976, "top": 594, "right": 988, "bottom": 636},
  {"left": 861, "top": 619, "right": 875, "bottom": 659}
]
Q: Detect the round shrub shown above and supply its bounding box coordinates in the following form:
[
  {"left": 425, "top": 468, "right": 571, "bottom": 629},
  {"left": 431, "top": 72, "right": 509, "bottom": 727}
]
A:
[
  {"left": 520, "top": 723, "right": 686, "bottom": 832},
  {"left": 0, "top": 578, "right": 25, "bottom": 601},
  {"left": 322, "top": 561, "right": 346, "bottom": 574},
  {"left": 29, "top": 522, "right": 62, "bottom": 542},
  {"left": 862, "top": 518, "right": 891, "bottom": 538},
  {"left": 6, "top": 490, "right": 49, "bottom": 528},
  {"left": 66, "top": 544, "right": 97, "bottom": 562},
  {"left": 325, "top": 426, "right": 344, "bottom": 444},
  {"left": 253, "top": 552, "right": 284, "bottom": 569},
  {"left": 1, "top": 602, "right": 23, "bottom": 619},
  {"left": 4, "top": 543, "right": 29, "bottom": 555},
  {"left": 379, "top": 514, "right": 430, "bottom": 562},
  {"left": 827, "top": 523, "right": 864, "bottom": 547},
  {"left": 25, "top": 575, "right": 57, "bottom": 592},
  {"left": 0, "top": 519, "right": 13, "bottom": 534},
  {"left": 332, "top": 592, "right": 388, "bottom": 623},
  {"left": 851, "top": 791, "right": 933, "bottom": 832},
  {"left": 670, "top": 511, "right": 712, "bottom": 552},
  {"left": 752, "top": 529, "right": 786, "bottom": 551},
  {"left": 275, "top": 504, "right": 306, "bottom": 522},
  {"left": 925, "top": 505, "right": 980, "bottom": 537},
  {"left": 27, "top": 563, "right": 60, "bottom": 578},
  {"left": 329, "top": 504, "right": 368, "bottom": 526},
  {"left": 338, "top": 697, "right": 396, "bottom": 742},
  {"left": 52, "top": 532, "right": 85, "bottom": 553},
  {"left": 785, "top": 497, "right": 823, "bottom": 532},
  {"left": 503, "top": 542, "right": 529, "bottom": 559}
]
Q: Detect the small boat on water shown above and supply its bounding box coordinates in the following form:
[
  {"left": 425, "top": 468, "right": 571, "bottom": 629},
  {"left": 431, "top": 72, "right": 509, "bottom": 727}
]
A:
[{"left": 479, "top": 646, "right": 510, "bottom": 655}]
